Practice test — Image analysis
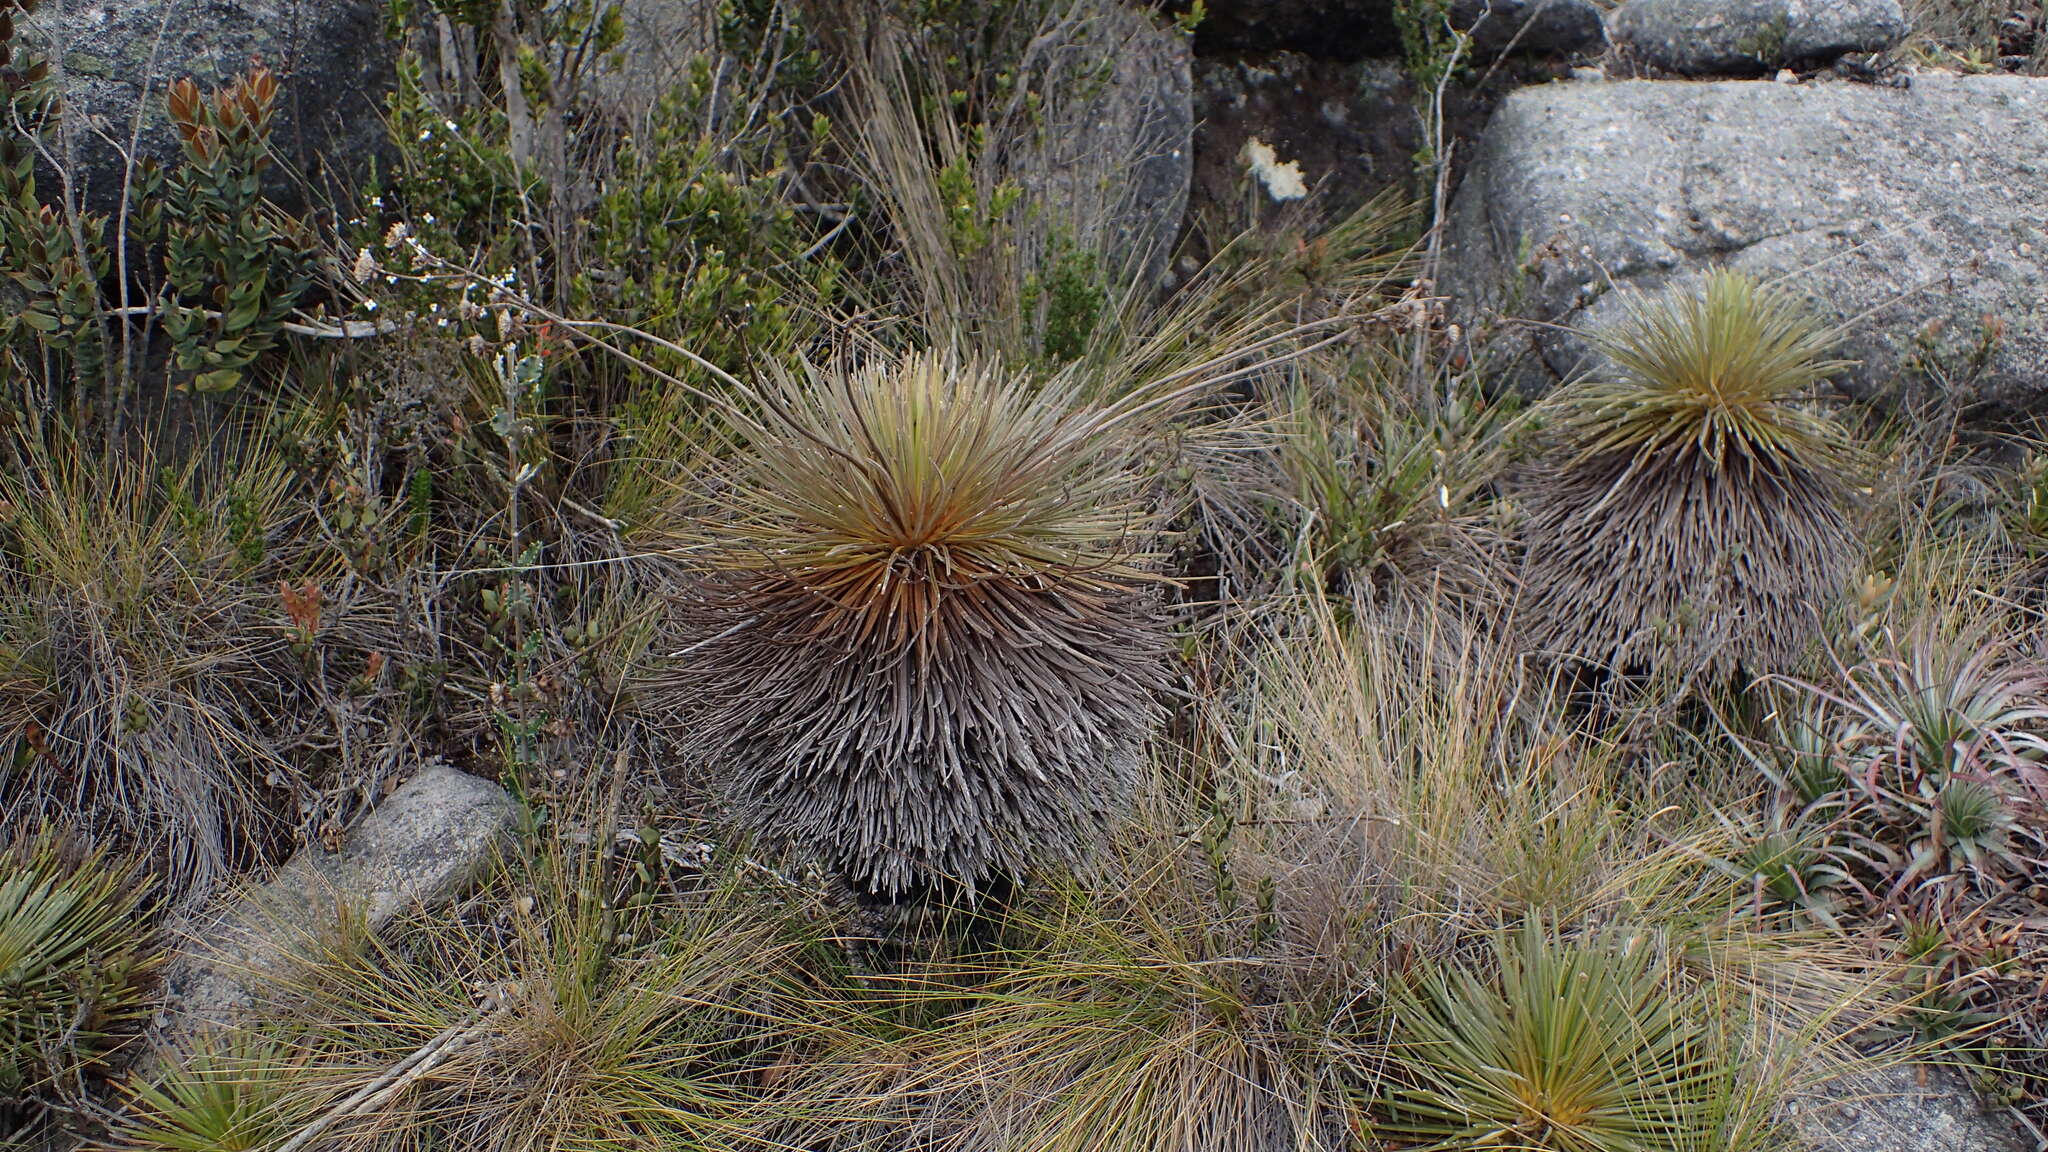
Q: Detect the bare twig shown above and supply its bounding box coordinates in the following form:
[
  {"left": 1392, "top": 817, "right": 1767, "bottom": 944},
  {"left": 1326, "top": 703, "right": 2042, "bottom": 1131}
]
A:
[
  {"left": 102, "top": 305, "right": 398, "bottom": 340},
  {"left": 268, "top": 1005, "right": 501, "bottom": 1152}
]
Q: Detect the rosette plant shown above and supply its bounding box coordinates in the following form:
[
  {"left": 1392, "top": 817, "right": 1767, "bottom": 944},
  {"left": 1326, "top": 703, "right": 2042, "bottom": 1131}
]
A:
[
  {"left": 669, "top": 348, "right": 1171, "bottom": 900},
  {"left": 1518, "top": 270, "right": 1858, "bottom": 682}
]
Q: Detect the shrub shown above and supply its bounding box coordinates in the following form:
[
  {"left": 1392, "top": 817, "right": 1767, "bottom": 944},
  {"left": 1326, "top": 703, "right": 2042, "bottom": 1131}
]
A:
[
  {"left": 1516, "top": 270, "right": 1859, "bottom": 685},
  {"left": 664, "top": 348, "right": 1171, "bottom": 899},
  {"left": 0, "top": 3, "right": 332, "bottom": 405}
]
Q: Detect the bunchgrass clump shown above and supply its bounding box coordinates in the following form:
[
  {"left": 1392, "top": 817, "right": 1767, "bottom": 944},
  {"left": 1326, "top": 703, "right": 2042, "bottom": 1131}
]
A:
[
  {"left": 1270, "top": 353, "right": 1516, "bottom": 606},
  {"left": 919, "top": 865, "right": 1366, "bottom": 1152},
  {"left": 751, "top": 798, "right": 1377, "bottom": 1152},
  {"left": 0, "top": 835, "right": 155, "bottom": 1114},
  {"left": 666, "top": 347, "right": 1171, "bottom": 899},
  {"left": 0, "top": 427, "right": 312, "bottom": 907},
  {"left": 752, "top": 586, "right": 1883, "bottom": 1152},
  {"left": 1518, "top": 270, "right": 1860, "bottom": 684},
  {"left": 1375, "top": 920, "right": 1766, "bottom": 1152},
  {"left": 216, "top": 841, "right": 814, "bottom": 1152}
]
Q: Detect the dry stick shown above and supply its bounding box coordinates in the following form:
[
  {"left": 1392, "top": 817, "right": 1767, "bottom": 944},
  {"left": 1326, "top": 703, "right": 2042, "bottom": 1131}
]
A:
[
  {"left": 434, "top": 13, "right": 466, "bottom": 102},
  {"left": 102, "top": 305, "right": 397, "bottom": 340},
  {"left": 268, "top": 1006, "right": 501, "bottom": 1152},
  {"left": 112, "top": 1, "right": 178, "bottom": 432},
  {"left": 1415, "top": 8, "right": 1470, "bottom": 410},
  {"left": 491, "top": 0, "right": 535, "bottom": 170}
]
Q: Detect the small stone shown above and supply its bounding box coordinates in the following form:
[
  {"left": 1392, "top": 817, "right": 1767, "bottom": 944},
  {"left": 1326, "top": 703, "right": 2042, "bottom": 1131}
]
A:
[
  {"left": 1788, "top": 1063, "right": 2031, "bottom": 1152},
  {"left": 150, "top": 763, "right": 520, "bottom": 1052}
]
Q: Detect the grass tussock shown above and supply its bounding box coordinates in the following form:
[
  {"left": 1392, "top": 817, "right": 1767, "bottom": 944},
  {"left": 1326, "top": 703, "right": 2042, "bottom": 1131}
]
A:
[
  {"left": 112, "top": 839, "right": 819, "bottom": 1152},
  {"left": 0, "top": 427, "right": 314, "bottom": 906}
]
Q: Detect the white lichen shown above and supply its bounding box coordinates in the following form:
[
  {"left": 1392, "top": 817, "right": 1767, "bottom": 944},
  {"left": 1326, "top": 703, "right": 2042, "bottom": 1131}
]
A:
[{"left": 1242, "top": 136, "right": 1308, "bottom": 202}]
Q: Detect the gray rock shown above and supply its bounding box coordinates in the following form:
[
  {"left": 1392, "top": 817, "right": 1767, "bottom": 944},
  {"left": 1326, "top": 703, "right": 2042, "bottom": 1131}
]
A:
[
  {"left": 1013, "top": 5, "right": 1192, "bottom": 289},
  {"left": 1453, "top": 0, "right": 1607, "bottom": 60},
  {"left": 20, "top": 0, "right": 398, "bottom": 217},
  {"left": 151, "top": 763, "right": 518, "bottom": 1046},
  {"left": 1787, "top": 1062, "right": 2031, "bottom": 1152},
  {"left": 1608, "top": 0, "right": 1910, "bottom": 74},
  {"left": 1194, "top": 0, "right": 1603, "bottom": 61},
  {"left": 584, "top": 0, "right": 715, "bottom": 113},
  {"left": 1442, "top": 75, "right": 2048, "bottom": 425}
]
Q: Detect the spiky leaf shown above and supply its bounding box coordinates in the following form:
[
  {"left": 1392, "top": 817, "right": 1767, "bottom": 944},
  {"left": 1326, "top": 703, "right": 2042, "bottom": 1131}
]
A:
[
  {"left": 1559, "top": 270, "right": 1854, "bottom": 479},
  {"left": 0, "top": 836, "right": 154, "bottom": 1100}
]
